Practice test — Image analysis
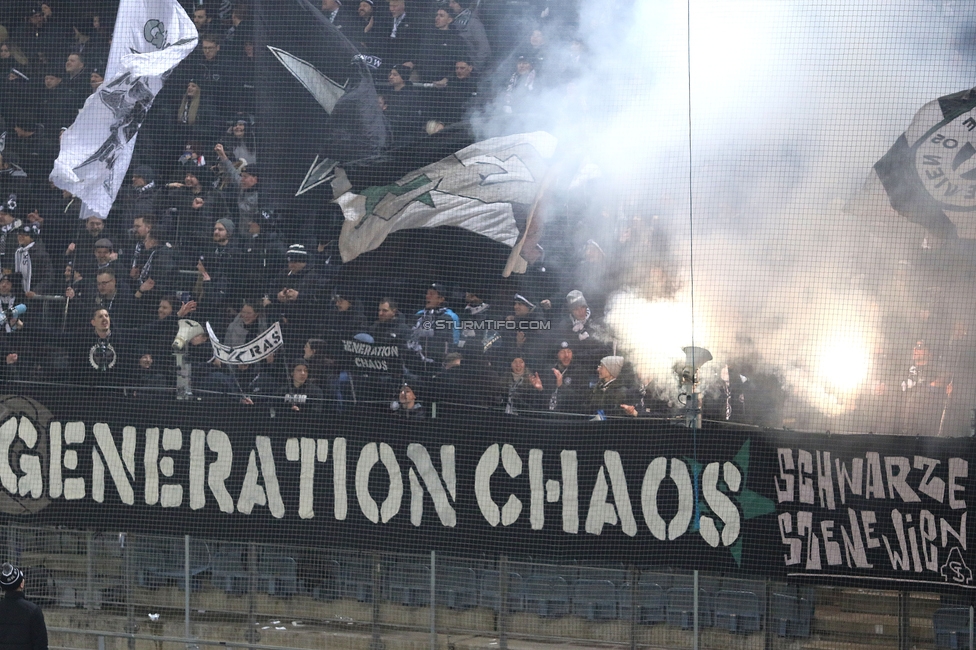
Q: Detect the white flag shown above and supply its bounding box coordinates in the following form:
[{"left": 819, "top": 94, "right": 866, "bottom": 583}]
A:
[
  {"left": 206, "top": 322, "right": 284, "bottom": 365},
  {"left": 334, "top": 132, "right": 558, "bottom": 269},
  {"left": 49, "top": 0, "right": 198, "bottom": 217}
]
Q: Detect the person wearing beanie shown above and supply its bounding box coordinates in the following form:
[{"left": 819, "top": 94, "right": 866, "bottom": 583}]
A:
[
  {"left": 265, "top": 243, "right": 325, "bottom": 359},
  {"left": 391, "top": 381, "right": 426, "bottom": 419},
  {"left": 558, "top": 287, "right": 610, "bottom": 367},
  {"left": 0, "top": 561, "right": 49, "bottom": 650},
  {"left": 589, "top": 355, "right": 637, "bottom": 417},
  {"left": 533, "top": 340, "right": 586, "bottom": 414},
  {"left": 197, "top": 217, "right": 243, "bottom": 328}
]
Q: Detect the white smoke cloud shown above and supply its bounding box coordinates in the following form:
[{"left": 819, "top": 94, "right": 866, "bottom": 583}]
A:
[{"left": 486, "top": 0, "right": 976, "bottom": 432}]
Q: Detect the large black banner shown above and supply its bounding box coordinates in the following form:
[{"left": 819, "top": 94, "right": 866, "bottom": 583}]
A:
[{"left": 0, "top": 389, "right": 972, "bottom": 593}]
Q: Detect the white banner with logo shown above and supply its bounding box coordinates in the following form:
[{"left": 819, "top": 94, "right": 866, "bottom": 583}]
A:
[{"left": 206, "top": 322, "right": 283, "bottom": 364}]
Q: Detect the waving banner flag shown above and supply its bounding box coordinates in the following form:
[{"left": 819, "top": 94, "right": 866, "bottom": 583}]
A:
[
  {"left": 853, "top": 87, "right": 976, "bottom": 239},
  {"left": 255, "top": 0, "right": 387, "bottom": 204},
  {"left": 50, "top": 0, "right": 198, "bottom": 217},
  {"left": 333, "top": 132, "right": 558, "bottom": 273},
  {"left": 206, "top": 322, "right": 284, "bottom": 365}
]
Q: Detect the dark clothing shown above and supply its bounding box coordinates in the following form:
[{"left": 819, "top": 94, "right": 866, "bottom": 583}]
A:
[
  {"left": 71, "top": 329, "right": 136, "bottom": 386},
  {"left": 199, "top": 241, "right": 242, "bottom": 312},
  {"left": 14, "top": 240, "right": 54, "bottom": 297},
  {"left": 0, "top": 589, "right": 48, "bottom": 650},
  {"left": 281, "top": 380, "right": 325, "bottom": 415},
  {"left": 541, "top": 361, "right": 586, "bottom": 414},
  {"left": 417, "top": 28, "right": 467, "bottom": 83},
  {"left": 384, "top": 86, "right": 427, "bottom": 146},
  {"left": 589, "top": 378, "right": 633, "bottom": 417},
  {"left": 240, "top": 232, "right": 286, "bottom": 303},
  {"left": 267, "top": 265, "right": 324, "bottom": 357}
]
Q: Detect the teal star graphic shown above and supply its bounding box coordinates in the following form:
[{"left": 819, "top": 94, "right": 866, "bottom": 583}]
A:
[
  {"left": 361, "top": 174, "right": 436, "bottom": 217},
  {"left": 685, "top": 439, "right": 776, "bottom": 566}
]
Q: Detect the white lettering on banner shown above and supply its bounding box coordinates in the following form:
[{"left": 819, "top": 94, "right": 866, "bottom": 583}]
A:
[
  {"left": 406, "top": 444, "right": 456, "bottom": 527},
  {"left": 333, "top": 437, "right": 347, "bottom": 520},
  {"left": 189, "top": 429, "right": 206, "bottom": 510},
  {"left": 92, "top": 424, "right": 135, "bottom": 505},
  {"left": 700, "top": 462, "right": 741, "bottom": 547},
  {"left": 237, "top": 437, "right": 285, "bottom": 518},
  {"left": 207, "top": 322, "right": 284, "bottom": 365},
  {"left": 207, "top": 429, "right": 235, "bottom": 513},
  {"left": 5, "top": 413, "right": 976, "bottom": 589},
  {"left": 641, "top": 457, "right": 693, "bottom": 541},
  {"left": 475, "top": 444, "right": 523, "bottom": 527},
  {"left": 356, "top": 442, "right": 403, "bottom": 523},
  {"left": 778, "top": 448, "right": 970, "bottom": 578},
  {"left": 63, "top": 422, "right": 85, "bottom": 500},
  {"left": 585, "top": 451, "right": 637, "bottom": 536}
]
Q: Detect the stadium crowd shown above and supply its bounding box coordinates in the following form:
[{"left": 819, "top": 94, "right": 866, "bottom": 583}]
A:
[{"left": 0, "top": 0, "right": 761, "bottom": 422}]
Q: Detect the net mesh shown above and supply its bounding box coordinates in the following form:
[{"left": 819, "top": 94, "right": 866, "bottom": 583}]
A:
[{"left": 0, "top": 0, "right": 975, "bottom": 648}]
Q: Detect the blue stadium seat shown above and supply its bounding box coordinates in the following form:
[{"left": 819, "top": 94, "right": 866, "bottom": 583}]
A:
[
  {"left": 435, "top": 565, "right": 478, "bottom": 610},
  {"left": 312, "top": 560, "right": 341, "bottom": 601},
  {"left": 666, "top": 587, "right": 712, "bottom": 629},
  {"left": 572, "top": 579, "right": 618, "bottom": 620},
  {"left": 338, "top": 556, "right": 377, "bottom": 603},
  {"left": 713, "top": 590, "right": 762, "bottom": 633},
  {"left": 525, "top": 574, "right": 571, "bottom": 618},
  {"left": 618, "top": 578, "right": 667, "bottom": 624},
  {"left": 769, "top": 591, "right": 812, "bottom": 638},
  {"left": 935, "top": 607, "right": 972, "bottom": 649},
  {"left": 389, "top": 562, "right": 431, "bottom": 607},
  {"left": 259, "top": 555, "right": 298, "bottom": 598},
  {"left": 135, "top": 537, "right": 210, "bottom": 590},
  {"left": 210, "top": 547, "right": 249, "bottom": 594},
  {"left": 478, "top": 569, "right": 525, "bottom": 612}
]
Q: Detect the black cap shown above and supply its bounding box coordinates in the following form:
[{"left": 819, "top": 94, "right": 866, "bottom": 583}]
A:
[{"left": 0, "top": 562, "right": 23, "bottom": 589}]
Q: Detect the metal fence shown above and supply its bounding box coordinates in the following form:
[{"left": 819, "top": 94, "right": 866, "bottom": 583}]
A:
[{"left": 4, "top": 523, "right": 973, "bottom": 650}]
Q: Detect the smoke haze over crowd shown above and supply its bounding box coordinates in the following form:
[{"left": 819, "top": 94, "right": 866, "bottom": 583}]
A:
[{"left": 484, "top": 0, "right": 976, "bottom": 433}]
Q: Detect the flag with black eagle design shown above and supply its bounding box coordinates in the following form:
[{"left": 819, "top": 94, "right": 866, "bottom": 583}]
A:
[
  {"left": 49, "top": 0, "right": 198, "bottom": 217},
  {"left": 254, "top": 0, "right": 387, "bottom": 205}
]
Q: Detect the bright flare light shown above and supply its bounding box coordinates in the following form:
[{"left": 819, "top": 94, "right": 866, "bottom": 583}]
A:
[{"left": 817, "top": 333, "right": 872, "bottom": 394}]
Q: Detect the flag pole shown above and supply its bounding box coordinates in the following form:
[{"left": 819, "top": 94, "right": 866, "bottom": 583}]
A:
[{"left": 502, "top": 157, "right": 567, "bottom": 278}]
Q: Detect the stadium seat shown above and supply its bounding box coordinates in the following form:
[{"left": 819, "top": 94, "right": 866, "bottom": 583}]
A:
[
  {"left": 666, "top": 587, "right": 712, "bottom": 629},
  {"left": 339, "top": 555, "right": 378, "bottom": 603},
  {"left": 572, "top": 579, "right": 618, "bottom": 620},
  {"left": 210, "top": 547, "right": 249, "bottom": 594},
  {"left": 312, "top": 560, "right": 341, "bottom": 601},
  {"left": 135, "top": 537, "right": 210, "bottom": 590},
  {"left": 478, "top": 569, "right": 525, "bottom": 612},
  {"left": 618, "top": 578, "right": 667, "bottom": 624},
  {"left": 935, "top": 607, "right": 972, "bottom": 649},
  {"left": 525, "top": 574, "right": 571, "bottom": 618},
  {"left": 435, "top": 565, "right": 478, "bottom": 610},
  {"left": 389, "top": 562, "right": 431, "bottom": 607},
  {"left": 769, "top": 591, "right": 812, "bottom": 638},
  {"left": 713, "top": 589, "right": 762, "bottom": 633},
  {"left": 259, "top": 555, "right": 298, "bottom": 598}
]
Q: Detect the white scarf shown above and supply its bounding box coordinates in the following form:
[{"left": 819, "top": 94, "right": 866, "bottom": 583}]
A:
[{"left": 14, "top": 241, "right": 34, "bottom": 294}]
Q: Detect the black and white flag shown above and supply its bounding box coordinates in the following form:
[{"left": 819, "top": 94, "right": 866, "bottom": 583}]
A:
[
  {"left": 255, "top": 0, "right": 387, "bottom": 204},
  {"left": 853, "top": 87, "right": 976, "bottom": 239},
  {"left": 333, "top": 132, "right": 558, "bottom": 273},
  {"left": 50, "top": 0, "right": 198, "bottom": 217}
]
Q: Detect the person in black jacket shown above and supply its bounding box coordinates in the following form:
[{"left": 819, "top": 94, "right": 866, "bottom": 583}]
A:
[{"left": 0, "top": 562, "right": 48, "bottom": 650}]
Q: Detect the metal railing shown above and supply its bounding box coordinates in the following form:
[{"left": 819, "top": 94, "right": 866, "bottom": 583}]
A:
[{"left": 7, "top": 523, "right": 974, "bottom": 650}]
